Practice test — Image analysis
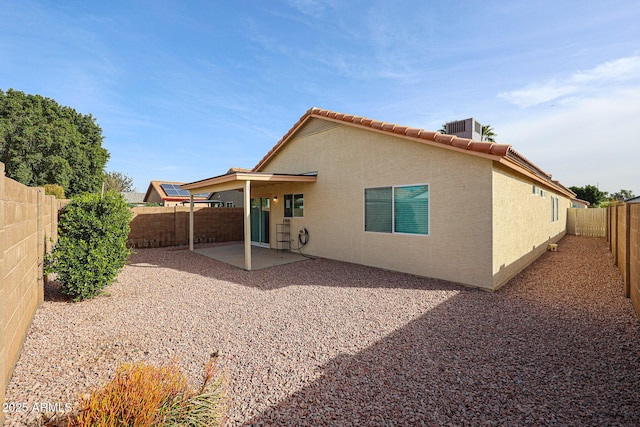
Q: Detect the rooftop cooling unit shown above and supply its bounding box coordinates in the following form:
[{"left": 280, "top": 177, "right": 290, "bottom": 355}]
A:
[{"left": 445, "top": 118, "right": 483, "bottom": 141}]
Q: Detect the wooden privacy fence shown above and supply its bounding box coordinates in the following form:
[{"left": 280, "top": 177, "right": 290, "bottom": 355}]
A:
[
  {"left": 567, "top": 208, "right": 607, "bottom": 237},
  {"left": 608, "top": 203, "right": 640, "bottom": 319}
]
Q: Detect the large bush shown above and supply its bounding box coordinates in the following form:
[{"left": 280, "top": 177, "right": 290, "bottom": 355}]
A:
[{"left": 47, "top": 191, "right": 132, "bottom": 301}]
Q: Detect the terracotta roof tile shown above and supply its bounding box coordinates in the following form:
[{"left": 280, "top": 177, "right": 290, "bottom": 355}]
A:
[
  {"left": 434, "top": 133, "right": 457, "bottom": 144},
  {"left": 370, "top": 120, "right": 385, "bottom": 130},
  {"left": 253, "top": 107, "right": 574, "bottom": 198},
  {"left": 489, "top": 145, "right": 510, "bottom": 156},
  {"left": 405, "top": 128, "right": 421, "bottom": 138},
  {"left": 418, "top": 130, "right": 438, "bottom": 140},
  {"left": 470, "top": 141, "right": 494, "bottom": 154},
  {"left": 392, "top": 125, "right": 409, "bottom": 135},
  {"left": 451, "top": 137, "right": 472, "bottom": 150}
]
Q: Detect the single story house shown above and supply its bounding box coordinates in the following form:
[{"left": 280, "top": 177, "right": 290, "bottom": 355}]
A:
[
  {"left": 625, "top": 196, "right": 640, "bottom": 203},
  {"left": 182, "top": 108, "right": 575, "bottom": 290},
  {"left": 144, "top": 180, "right": 210, "bottom": 207},
  {"left": 571, "top": 198, "right": 590, "bottom": 208}
]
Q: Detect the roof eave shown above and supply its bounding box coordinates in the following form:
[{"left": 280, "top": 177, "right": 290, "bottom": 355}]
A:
[{"left": 181, "top": 172, "right": 318, "bottom": 193}]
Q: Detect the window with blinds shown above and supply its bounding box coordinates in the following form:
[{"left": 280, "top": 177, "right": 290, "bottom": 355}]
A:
[{"left": 364, "top": 184, "right": 429, "bottom": 235}]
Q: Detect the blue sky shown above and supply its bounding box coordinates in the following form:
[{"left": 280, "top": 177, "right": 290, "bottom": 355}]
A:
[{"left": 1, "top": 0, "right": 638, "bottom": 195}]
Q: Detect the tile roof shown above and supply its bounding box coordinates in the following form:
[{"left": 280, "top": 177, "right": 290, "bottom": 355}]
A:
[
  {"left": 254, "top": 107, "right": 574, "bottom": 198},
  {"left": 120, "top": 191, "right": 146, "bottom": 204}
]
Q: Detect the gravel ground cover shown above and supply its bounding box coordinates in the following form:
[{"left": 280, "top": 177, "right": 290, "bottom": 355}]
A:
[{"left": 3, "top": 235, "right": 640, "bottom": 426}]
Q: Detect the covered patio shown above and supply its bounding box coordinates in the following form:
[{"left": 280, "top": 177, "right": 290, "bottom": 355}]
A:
[
  {"left": 181, "top": 170, "right": 317, "bottom": 270},
  {"left": 194, "top": 243, "right": 309, "bottom": 270}
]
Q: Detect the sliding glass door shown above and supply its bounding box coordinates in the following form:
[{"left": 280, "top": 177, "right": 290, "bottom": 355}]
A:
[{"left": 250, "top": 197, "right": 270, "bottom": 247}]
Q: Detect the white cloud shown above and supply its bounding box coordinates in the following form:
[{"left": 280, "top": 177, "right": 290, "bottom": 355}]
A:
[
  {"left": 287, "top": 0, "right": 326, "bottom": 17},
  {"left": 498, "top": 87, "right": 640, "bottom": 193},
  {"left": 498, "top": 56, "right": 640, "bottom": 108}
]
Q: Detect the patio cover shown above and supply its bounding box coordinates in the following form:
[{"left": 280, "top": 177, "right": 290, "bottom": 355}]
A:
[{"left": 181, "top": 171, "right": 317, "bottom": 270}]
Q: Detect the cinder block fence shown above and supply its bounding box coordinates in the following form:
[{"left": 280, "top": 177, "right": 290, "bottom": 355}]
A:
[
  {"left": 0, "top": 162, "right": 66, "bottom": 423},
  {"left": 128, "top": 206, "right": 244, "bottom": 248}
]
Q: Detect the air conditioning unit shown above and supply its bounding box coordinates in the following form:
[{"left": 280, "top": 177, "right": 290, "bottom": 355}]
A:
[{"left": 445, "top": 118, "right": 483, "bottom": 141}]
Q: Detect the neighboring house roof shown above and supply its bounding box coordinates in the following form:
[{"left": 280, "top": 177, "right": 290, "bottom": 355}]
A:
[
  {"left": 226, "top": 167, "right": 252, "bottom": 174},
  {"left": 144, "top": 180, "right": 209, "bottom": 203},
  {"left": 571, "top": 198, "right": 590, "bottom": 207},
  {"left": 121, "top": 191, "right": 146, "bottom": 204},
  {"left": 254, "top": 107, "right": 575, "bottom": 198},
  {"left": 626, "top": 195, "right": 640, "bottom": 203}
]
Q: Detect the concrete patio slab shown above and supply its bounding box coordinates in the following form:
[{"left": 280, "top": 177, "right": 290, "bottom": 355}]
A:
[{"left": 194, "top": 243, "right": 309, "bottom": 270}]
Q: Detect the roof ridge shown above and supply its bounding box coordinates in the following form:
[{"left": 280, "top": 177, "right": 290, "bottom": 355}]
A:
[
  {"left": 253, "top": 107, "right": 573, "bottom": 197},
  {"left": 254, "top": 108, "right": 511, "bottom": 171}
]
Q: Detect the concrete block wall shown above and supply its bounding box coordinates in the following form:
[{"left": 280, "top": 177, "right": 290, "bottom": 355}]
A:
[
  {"left": 128, "top": 206, "right": 243, "bottom": 248},
  {"left": 0, "top": 162, "right": 65, "bottom": 423}
]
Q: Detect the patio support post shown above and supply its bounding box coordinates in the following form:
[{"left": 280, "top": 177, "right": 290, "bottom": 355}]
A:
[
  {"left": 244, "top": 180, "right": 252, "bottom": 270},
  {"left": 189, "top": 194, "right": 194, "bottom": 251}
]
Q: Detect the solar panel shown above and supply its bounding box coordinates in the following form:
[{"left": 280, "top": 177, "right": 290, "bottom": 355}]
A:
[
  {"left": 160, "top": 184, "right": 209, "bottom": 198},
  {"left": 161, "top": 183, "right": 189, "bottom": 196}
]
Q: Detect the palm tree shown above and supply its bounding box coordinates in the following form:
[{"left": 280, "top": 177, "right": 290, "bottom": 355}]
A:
[{"left": 481, "top": 125, "right": 496, "bottom": 142}]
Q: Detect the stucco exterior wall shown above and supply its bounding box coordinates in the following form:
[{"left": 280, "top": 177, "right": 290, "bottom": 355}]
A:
[
  {"left": 257, "top": 120, "right": 495, "bottom": 288},
  {"left": 491, "top": 164, "right": 569, "bottom": 288}
]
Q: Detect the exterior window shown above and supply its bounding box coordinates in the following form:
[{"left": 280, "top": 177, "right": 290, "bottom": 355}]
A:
[
  {"left": 551, "top": 196, "right": 559, "bottom": 222},
  {"left": 364, "top": 184, "right": 429, "bottom": 235},
  {"left": 284, "top": 193, "right": 304, "bottom": 217},
  {"left": 532, "top": 185, "right": 539, "bottom": 195},
  {"left": 365, "top": 187, "right": 392, "bottom": 232},
  {"left": 225, "top": 202, "right": 234, "bottom": 207}
]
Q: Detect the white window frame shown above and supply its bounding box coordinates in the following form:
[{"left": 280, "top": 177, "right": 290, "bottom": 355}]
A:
[
  {"left": 284, "top": 193, "right": 304, "bottom": 218},
  {"left": 363, "top": 183, "right": 430, "bottom": 236},
  {"left": 551, "top": 196, "right": 560, "bottom": 222}
]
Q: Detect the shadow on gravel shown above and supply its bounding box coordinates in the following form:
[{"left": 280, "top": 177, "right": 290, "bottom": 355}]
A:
[
  {"left": 43, "top": 280, "right": 73, "bottom": 302},
  {"left": 239, "top": 237, "right": 640, "bottom": 426}
]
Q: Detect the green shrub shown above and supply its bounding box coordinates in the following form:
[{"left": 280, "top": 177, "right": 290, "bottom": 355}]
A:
[
  {"left": 46, "top": 191, "right": 132, "bottom": 301},
  {"left": 44, "top": 183, "right": 66, "bottom": 199},
  {"left": 68, "top": 359, "right": 227, "bottom": 427}
]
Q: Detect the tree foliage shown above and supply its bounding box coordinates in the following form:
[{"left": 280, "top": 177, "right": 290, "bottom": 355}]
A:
[
  {"left": 44, "top": 183, "right": 65, "bottom": 199},
  {"left": 104, "top": 170, "right": 134, "bottom": 193},
  {"left": 46, "top": 191, "right": 132, "bottom": 301},
  {"left": 0, "top": 88, "right": 109, "bottom": 196},
  {"left": 569, "top": 185, "right": 608, "bottom": 207},
  {"left": 481, "top": 125, "right": 497, "bottom": 142},
  {"left": 610, "top": 189, "right": 635, "bottom": 202}
]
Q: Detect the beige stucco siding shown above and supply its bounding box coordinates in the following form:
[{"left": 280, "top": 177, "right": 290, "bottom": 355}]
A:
[
  {"left": 491, "top": 164, "right": 569, "bottom": 288},
  {"left": 259, "top": 119, "right": 495, "bottom": 288}
]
